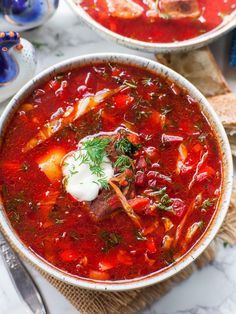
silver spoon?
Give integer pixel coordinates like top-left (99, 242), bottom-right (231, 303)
top-left (0, 232), bottom-right (47, 314)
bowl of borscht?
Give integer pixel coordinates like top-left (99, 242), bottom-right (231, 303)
top-left (67, 0), bottom-right (236, 52)
top-left (0, 54), bottom-right (233, 291)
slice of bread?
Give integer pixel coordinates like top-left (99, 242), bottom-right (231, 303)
top-left (156, 47), bottom-right (230, 97)
top-left (207, 93), bottom-right (236, 128)
top-left (208, 93), bottom-right (236, 155)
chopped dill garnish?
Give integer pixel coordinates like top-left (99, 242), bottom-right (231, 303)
top-left (115, 138), bottom-right (141, 156)
top-left (156, 194), bottom-right (174, 212)
top-left (21, 162), bottom-right (29, 172)
top-left (100, 231), bottom-right (122, 252)
top-left (114, 155), bottom-right (132, 172)
top-left (202, 198), bottom-right (217, 209)
top-left (135, 230), bottom-right (147, 241)
top-left (135, 111), bottom-right (152, 121)
top-left (161, 106), bottom-right (173, 115)
top-left (69, 137), bottom-right (111, 189)
top-left (123, 79), bottom-right (137, 89)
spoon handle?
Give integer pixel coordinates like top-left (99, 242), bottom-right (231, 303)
top-left (0, 232), bottom-right (47, 314)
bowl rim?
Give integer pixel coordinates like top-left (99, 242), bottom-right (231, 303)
top-left (0, 53), bottom-right (233, 291)
top-left (66, 0), bottom-right (236, 53)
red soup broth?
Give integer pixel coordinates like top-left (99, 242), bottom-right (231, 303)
top-left (80, 0), bottom-right (236, 43)
top-left (0, 63), bottom-right (222, 281)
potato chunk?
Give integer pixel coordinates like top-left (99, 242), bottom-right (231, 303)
top-left (37, 147), bottom-right (66, 182)
top-left (106, 0), bottom-right (144, 19)
top-left (159, 0), bottom-right (200, 19)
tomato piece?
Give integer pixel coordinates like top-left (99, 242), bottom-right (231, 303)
top-left (127, 133), bottom-right (140, 145)
top-left (192, 143), bottom-right (203, 153)
top-left (135, 171), bottom-right (146, 187)
top-left (128, 197), bottom-right (150, 213)
top-left (145, 146), bottom-right (159, 161)
top-left (150, 110), bottom-right (161, 125)
top-left (146, 237), bottom-right (157, 254)
top-left (147, 171), bottom-right (171, 184)
top-left (114, 94), bottom-right (134, 108)
top-left (60, 249), bottom-right (79, 262)
top-left (136, 156), bottom-right (147, 169)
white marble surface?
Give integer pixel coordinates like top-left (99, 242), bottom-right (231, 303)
top-left (0, 1), bottom-right (236, 313)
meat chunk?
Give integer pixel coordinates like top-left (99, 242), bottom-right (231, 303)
top-left (159, 0), bottom-right (200, 19)
top-left (106, 0), bottom-right (144, 19)
top-left (88, 189), bottom-right (121, 221)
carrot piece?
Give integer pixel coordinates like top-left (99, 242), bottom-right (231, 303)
top-left (89, 270), bottom-right (110, 280)
top-left (128, 197), bottom-right (150, 214)
top-left (127, 133), bottom-right (140, 145)
top-left (114, 94), bottom-right (134, 108)
top-left (146, 237), bottom-right (157, 254)
top-left (109, 180), bottom-right (142, 228)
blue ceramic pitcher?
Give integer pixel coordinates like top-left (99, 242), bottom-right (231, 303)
top-left (0, 0), bottom-right (59, 31)
top-left (0, 31), bottom-right (37, 102)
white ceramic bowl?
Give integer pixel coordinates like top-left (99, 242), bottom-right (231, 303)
top-left (66, 0), bottom-right (236, 53)
top-left (0, 53), bottom-right (233, 291)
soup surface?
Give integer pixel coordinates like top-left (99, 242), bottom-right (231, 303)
top-left (80, 0), bottom-right (236, 43)
top-left (0, 62), bottom-right (222, 281)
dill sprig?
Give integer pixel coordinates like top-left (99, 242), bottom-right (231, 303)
top-left (115, 138), bottom-right (141, 156)
top-left (114, 155), bottom-right (132, 172)
top-left (74, 137), bottom-right (111, 189)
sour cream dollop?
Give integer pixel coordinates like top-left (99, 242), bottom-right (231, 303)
top-left (62, 144), bottom-right (114, 202)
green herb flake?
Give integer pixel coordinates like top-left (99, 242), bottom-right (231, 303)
top-left (69, 230), bottom-right (80, 241)
top-left (55, 74), bottom-right (65, 81)
top-left (114, 155), bottom-right (132, 172)
top-left (115, 138), bottom-right (141, 156)
top-left (31, 41), bottom-right (48, 49)
top-left (100, 231), bottom-right (122, 252)
top-left (1, 184), bottom-right (8, 197)
top-left (156, 194), bottom-right (174, 213)
top-left (124, 79), bottom-right (137, 89)
top-left (160, 106), bottom-right (173, 115)
top-left (135, 230), bottom-right (147, 241)
top-left (223, 240), bottom-right (230, 248)
top-left (21, 162), bottom-right (29, 172)
top-left (135, 111), bottom-right (152, 121)
top-left (198, 220), bottom-right (205, 230)
top-left (202, 198), bottom-right (216, 209)
top-left (55, 218), bottom-right (64, 224)
top-left (198, 133), bottom-right (208, 143)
